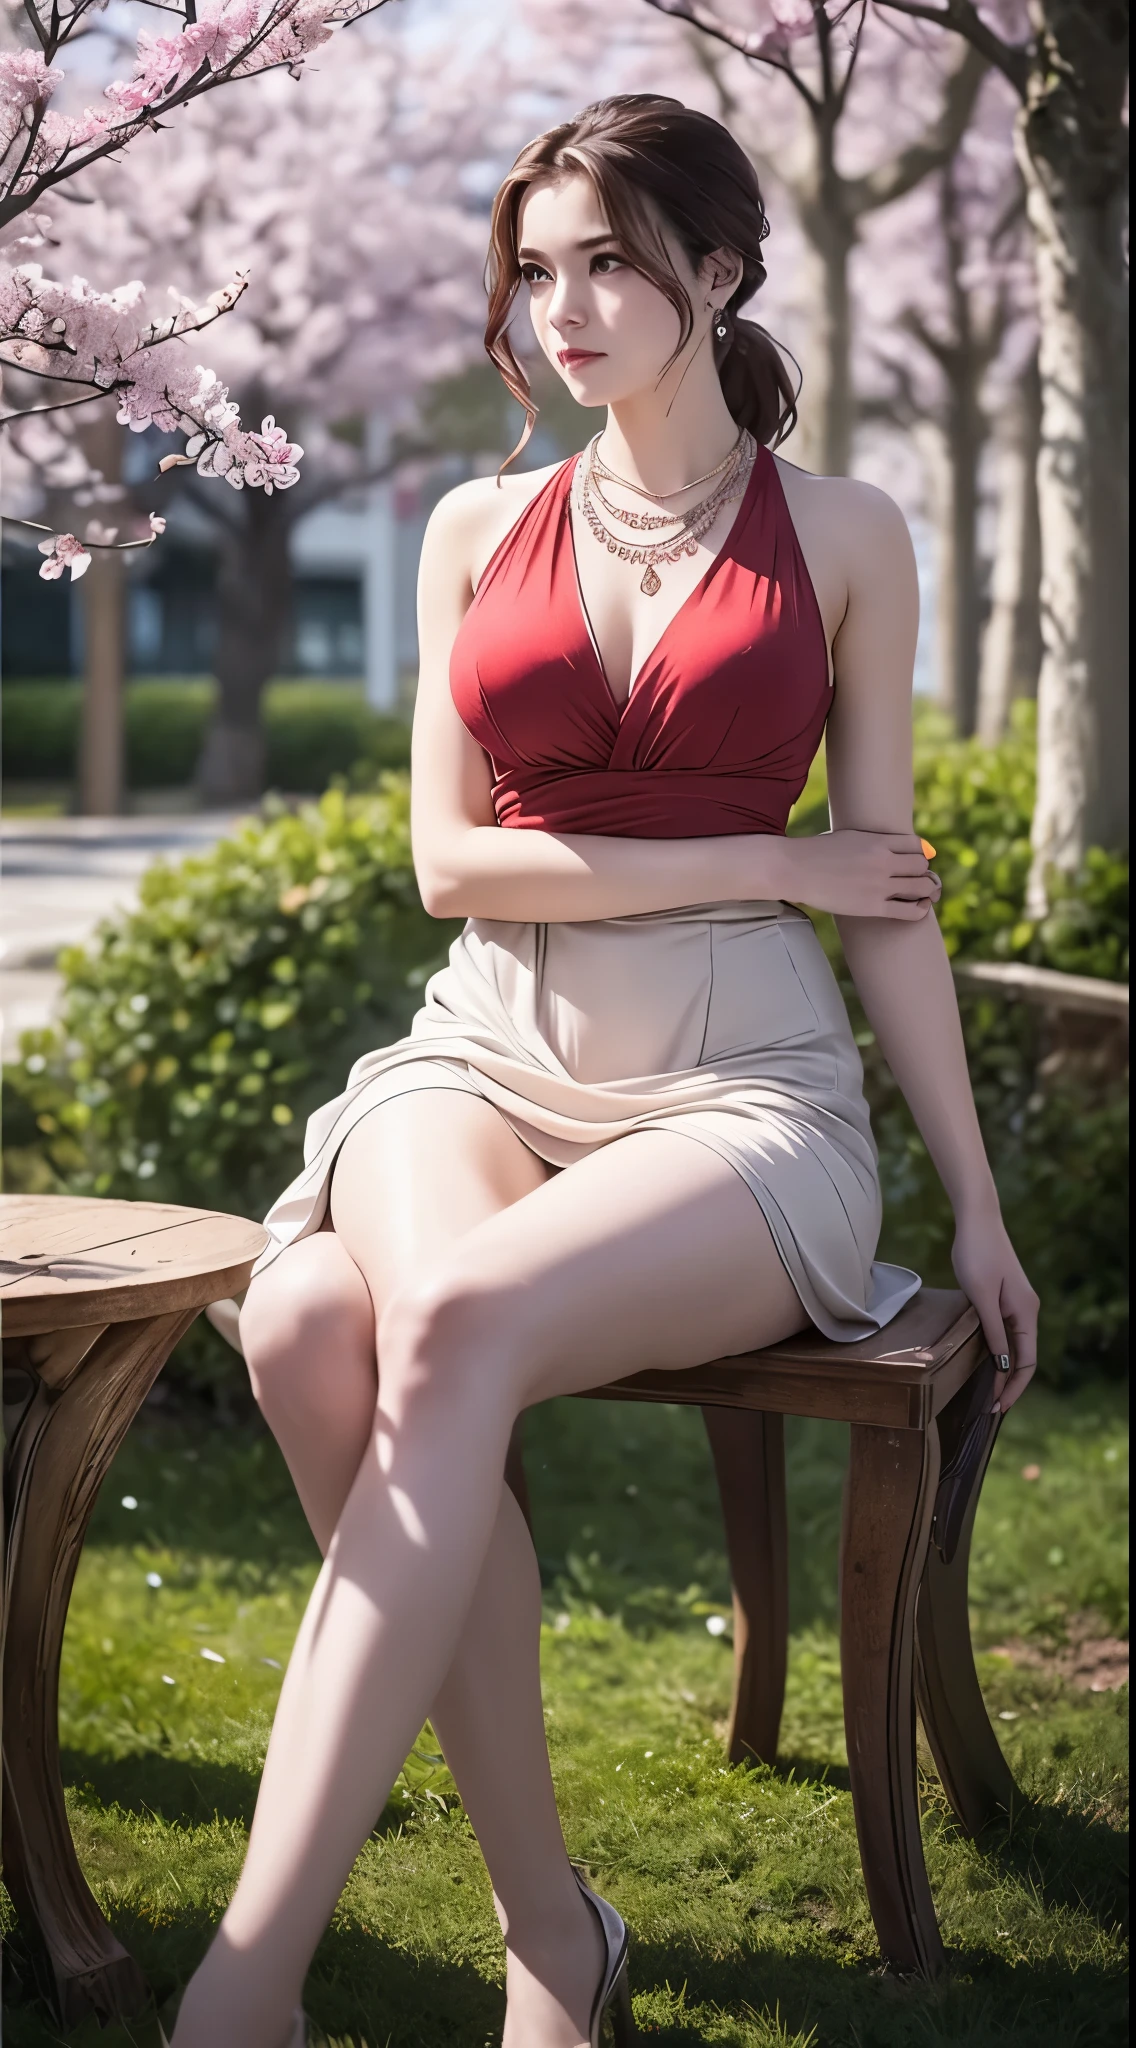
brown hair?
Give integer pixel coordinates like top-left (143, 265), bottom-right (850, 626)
top-left (485, 93), bottom-right (799, 468)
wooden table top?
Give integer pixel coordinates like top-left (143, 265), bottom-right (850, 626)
top-left (0, 1195), bottom-right (269, 1336)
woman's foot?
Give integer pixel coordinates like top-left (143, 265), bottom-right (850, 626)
top-left (501, 1886), bottom-right (607, 2047)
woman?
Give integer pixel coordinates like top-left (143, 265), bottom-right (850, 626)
top-left (172, 94), bottom-right (1038, 2048)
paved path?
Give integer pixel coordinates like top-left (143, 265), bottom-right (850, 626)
top-left (1, 815), bottom-right (242, 1059)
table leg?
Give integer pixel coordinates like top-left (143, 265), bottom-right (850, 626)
top-left (917, 1363), bottom-right (1018, 1835)
top-left (2, 1307), bottom-right (197, 2023)
top-left (702, 1408), bottom-right (788, 1767)
top-left (841, 1418), bottom-right (944, 1977)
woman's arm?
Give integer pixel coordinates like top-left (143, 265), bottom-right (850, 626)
top-left (410, 481), bottom-right (942, 926)
top-left (824, 481), bottom-right (1039, 1412)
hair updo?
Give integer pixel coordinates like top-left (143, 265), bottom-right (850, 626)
top-left (485, 93), bottom-right (799, 468)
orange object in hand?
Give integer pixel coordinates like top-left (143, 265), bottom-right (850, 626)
top-left (920, 838), bottom-right (936, 860)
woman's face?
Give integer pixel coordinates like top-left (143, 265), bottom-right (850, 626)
top-left (517, 172), bottom-right (714, 410)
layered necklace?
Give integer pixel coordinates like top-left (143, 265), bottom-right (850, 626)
top-left (574, 428), bottom-right (756, 595)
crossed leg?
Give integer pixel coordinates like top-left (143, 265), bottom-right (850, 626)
top-left (172, 1088), bottom-right (808, 2048)
top-left (233, 1093), bottom-right (596, 2045)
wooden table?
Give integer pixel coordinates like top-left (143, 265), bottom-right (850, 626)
top-left (1, 1194), bottom-right (268, 2025)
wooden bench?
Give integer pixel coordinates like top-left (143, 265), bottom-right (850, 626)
top-left (507, 1285), bottom-right (1018, 1978)
top-left (1, 1194), bottom-right (268, 2025)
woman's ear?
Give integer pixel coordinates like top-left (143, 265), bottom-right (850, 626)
top-left (702, 247), bottom-right (744, 305)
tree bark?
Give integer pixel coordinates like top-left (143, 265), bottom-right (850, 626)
top-left (795, 188), bottom-right (856, 477)
top-left (903, 161), bottom-right (999, 737)
top-left (1020, 11), bottom-right (1129, 902)
top-left (195, 481), bottom-right (294, 805)
top-left (77, 408), bottom-right (126, 816)
top-left (78, 548), bottom-right (126, 815)
top-left (939, 353), bottom-right (984, 737)
top-left (976, 353), bottom-right (1041, 741)
top-left (916, 417), bottom-right (982, 733)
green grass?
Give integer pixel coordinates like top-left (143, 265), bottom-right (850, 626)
top-left (1, 1386), bottom-right (1127, 2046)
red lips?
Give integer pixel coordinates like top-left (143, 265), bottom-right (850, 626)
top-left (557, 348), bottom-right (604, 368)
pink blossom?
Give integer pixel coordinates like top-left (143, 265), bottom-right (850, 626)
top-left (37, 532), bottom-right (92, 581)
top-left (2, 265), bottom-right (303, 494)
top-left (0, 49), bottom-right (58, 114)
top-left (245, 0), bottom-right (335, 77)
top-left (239, 415), bottom-right (304, 493)
top-left (4, 3), bottom-right (346, 204)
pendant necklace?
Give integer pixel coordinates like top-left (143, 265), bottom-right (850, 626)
top-left (575, 430), bottom-right (755, 595)
top-left (591, 431), bottom-right (744, 503)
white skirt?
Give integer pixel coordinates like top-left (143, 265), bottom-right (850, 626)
top-left (255, 900), bottom-right (919, 1344)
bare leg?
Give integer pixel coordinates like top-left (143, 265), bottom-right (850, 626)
top-left (174, 1113), bottom-right (807, 2047)
top-left (239, 1096), bottom-right (602, 2043)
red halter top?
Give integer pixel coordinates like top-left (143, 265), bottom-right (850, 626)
top-left (449, 443), bottom-right (831, 839)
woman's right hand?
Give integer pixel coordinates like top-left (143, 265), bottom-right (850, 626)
top-left (776, 830), bottom-right (942, 919)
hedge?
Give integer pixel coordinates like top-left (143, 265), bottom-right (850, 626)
top-left (4, 777), bottom-right (455, 1223)
top-left (4, 706), bottom-right (1128, 1395)
top-left (1, 679), bottom-right (410, 793)
top-left (788, 702), bottom-right (1128, 981)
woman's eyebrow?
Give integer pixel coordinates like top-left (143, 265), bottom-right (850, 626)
top-left (517, 233), bottom-right (621, 261)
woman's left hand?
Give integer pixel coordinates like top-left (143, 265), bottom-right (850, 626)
top-left (951, 1211), bottom-right (1039, 1414)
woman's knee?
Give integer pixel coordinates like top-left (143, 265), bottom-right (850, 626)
top-left (377, 1260), bottom-right (529, 1407)
top-left (240, 1238), bottom-right (375, 1407)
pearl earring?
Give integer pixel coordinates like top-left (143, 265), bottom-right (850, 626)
top-left (710, 304), bottom-right (728, 341)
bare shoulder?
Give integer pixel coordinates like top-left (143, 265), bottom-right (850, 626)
top-left (422, 461), bottom-right (567, 591)
top-left (775, 458), bottom-right (910, 544)
top-left (774, 458), bottom-right (913, 582)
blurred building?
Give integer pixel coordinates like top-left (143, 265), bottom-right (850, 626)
top-left (1, 471), bottom-right (432, 712)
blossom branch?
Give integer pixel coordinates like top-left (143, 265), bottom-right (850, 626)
top-left (6, 509), bottom-right (169, 580)
top-left (2, 1), bottom-right (398, 230)
top-left (871, 1), bottom-right (1029, 94)
top-left (2, 267), bottom-right (304, 529)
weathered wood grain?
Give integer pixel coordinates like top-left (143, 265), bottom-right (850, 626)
top-left (1, 1194), bottom-right (267, 2022)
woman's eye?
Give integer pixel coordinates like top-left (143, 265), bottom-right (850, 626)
top-left (521, 263), bottom-right (552, 285)
top-left (591, 253), bottom-right (624, 275)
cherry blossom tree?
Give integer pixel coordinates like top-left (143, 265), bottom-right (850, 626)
top-left (27, 16), bottom-right (517, 799)
top-left (867, 3), bottom-right (1128, 908)
top-left (641, 1), bottom-right (987, 475)
top-left (1, 0), bottom-right (397, 575)
top-left (858, 82), bottom-right (1035, 733)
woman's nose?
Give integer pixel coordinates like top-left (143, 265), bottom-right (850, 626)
top-left (548, 276), bottom-right (587, 333)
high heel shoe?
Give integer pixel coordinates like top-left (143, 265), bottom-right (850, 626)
top-left (572, 1865), bottom-right (637, 2046)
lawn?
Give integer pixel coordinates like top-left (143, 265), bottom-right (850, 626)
top-left (1, 1380), bottom-right (1127, 2047)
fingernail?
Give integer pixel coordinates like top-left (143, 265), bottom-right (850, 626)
top-left (920, 838), bottom-right (936, 859)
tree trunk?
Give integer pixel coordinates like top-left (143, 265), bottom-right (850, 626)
top-left (1020, 5), bottom-right (1129, 908)
top-left (915, 361), bottom-right (984, 738)
top-left (78, 548), bottom-right (126, 815)
top-left (944, 359), bottom-right (984, 738)
top-left (196, 485), bottom-right (294, 805)
top-left (796, 134), bottom-right (856, 477)
top-left (976, 354), bottom-right (1041, 741)
top-left (77, 407), bottom-right (126, 816)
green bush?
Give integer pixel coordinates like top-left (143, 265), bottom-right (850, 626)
top-left (790, 701), bottom-right (1128, 981)
top-left (788, 699), bottom-right (1128, 1380)
top-left (4, 710), bottom-right (1127, 1394)
top-left (867, 999), bottom-right (1129, 1383)
top-left (0, 679), bottom-right (411, 792)
top-left (5, 777), bottom-right (459, 1230)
